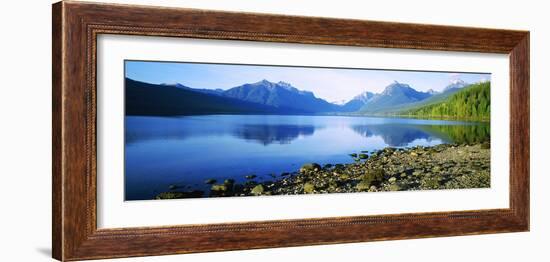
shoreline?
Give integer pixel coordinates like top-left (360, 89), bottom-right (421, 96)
top-left (156, 141), bottom-right (491, 200)
top-left (127, 112), bottom-right (488, 123)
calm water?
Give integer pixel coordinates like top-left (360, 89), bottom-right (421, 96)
top-left (125, 115), bottom-right (489, 200)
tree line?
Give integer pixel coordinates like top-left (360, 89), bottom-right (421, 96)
top-left (402, 81), bottom-right (490, 121)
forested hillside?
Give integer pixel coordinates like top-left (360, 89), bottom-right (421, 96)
top-left (400, 82), bottom-right (490, 121)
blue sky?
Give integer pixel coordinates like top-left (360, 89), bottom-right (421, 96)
top-left (125, 60), bottom-right (490, 102)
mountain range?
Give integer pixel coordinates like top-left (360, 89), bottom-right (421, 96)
top-left (126, 77), bottom-right (482, 116)
top-left (222, 80), bottom-right (340, 113)
top-left (357, 81), bottom-right (432, 113)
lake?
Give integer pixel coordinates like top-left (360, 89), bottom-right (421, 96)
top-left (125, 115), bottom-right (489, 200)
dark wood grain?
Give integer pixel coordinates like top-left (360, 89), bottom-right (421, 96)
top-left (509, 34), bottom-right (530, 226)
top-left (52, 3), bottom-right (63, 260)
top-left (52, 1), bottom-right (530, 261)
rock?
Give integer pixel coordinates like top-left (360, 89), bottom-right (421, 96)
top-left (168, 184), bottom-right (178, 190)
top-left (251, 185), bottom-right (264, 195)
top-left (384, 147), bottom-right (396, 153)
top-left (316, 181), bottom-right (328, 190)
top-left (388, 184), bottom-right (401, 191)
top-left (410, 152), bottom-right (418, 156)
top-left (356, 181), bottom-right (371, 191)
top-left (211, 184), bottom-right (228, 192)
top-left (204, 179), bottom-right (217, 185)
top-left (156, 190), bottom-right (204, 199)
top-left (349, 153), bottom-right (358, 158)
top-left (224, 179), bottom-right (235, 185)
top-left (361, 168), bottom-right (385, 186)
top-left (203, 142), bottom-right (490, 197)
top-left (420, 176), bottom-right (441, 189)
top-left (358, 153), bottom-right (369, 159)
top-left (339, 173), bottom-right (350, 180)
top-left (303, 183), bottom-right (315, 193)
top-left (245, 175), bottom-right (257, 179)
top-left (300, 163), bottom-right (321, 173)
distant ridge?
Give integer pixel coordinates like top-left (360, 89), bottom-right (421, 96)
top-left (339, 91), bottom-right (375, 112)
top-left (358, 81), bottom-right (432, 113)
top-left (126, 77), bottom-right (481, 117)
top-left (222, 79), bottom-right (340, 113)
top-left (368, 80), bottom-right (471, 114)
top-left (126, 78), bottom-right (300, 115)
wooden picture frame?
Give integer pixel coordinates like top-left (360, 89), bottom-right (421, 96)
top-left (52, 1), bottom-right (529, 261)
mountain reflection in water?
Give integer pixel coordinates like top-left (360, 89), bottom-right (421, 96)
top-left (124, 115), bottom-right (489, 200)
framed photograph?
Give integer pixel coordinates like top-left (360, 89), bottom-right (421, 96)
top-left (52, 1), bottom-right (529, 261)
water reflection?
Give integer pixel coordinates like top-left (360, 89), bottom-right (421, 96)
top-left (125, 116), bottom-right (231, 144)
top-left (418, 124), bottom-right (490, 144)
top-left (352, 125), bottom-right (436, 147)
top-left (124, 115), bottom-right (490, 200)
top-left (233, 124), bottom-right (316, 145)
top-left (126, 116), bottom-right (490, 147)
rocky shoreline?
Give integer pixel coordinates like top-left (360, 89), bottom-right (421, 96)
top-left (156, 142), bottom-right (490, 200)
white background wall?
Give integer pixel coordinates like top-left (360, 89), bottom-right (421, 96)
top-left (0, 0), bottom-right (547, 261)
